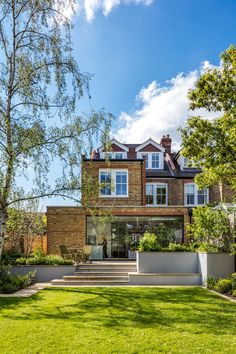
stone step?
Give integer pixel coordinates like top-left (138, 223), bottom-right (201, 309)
top-left (75, 268), bottom-right (135, 273)
top-left (51, 279), bottom-right (129, 286)
top-left (74, 272), bottom-right (129, 276)
top-left (63, 275), bottom-right (129, 281)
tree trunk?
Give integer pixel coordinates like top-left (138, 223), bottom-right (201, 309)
top-left (0, 208), bottom-right (7, 260)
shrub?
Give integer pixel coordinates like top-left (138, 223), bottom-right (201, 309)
top-left (15, 255), bottom-right (73, 265)
top-left (232, 289), bottom-right (236, 298)
top-left (138, 233), bottom-right (161, 252)
top-left (168, 243), bottom-right (192, 252)
top-left (147, 224), bottom-right (175, 248)
top-left (214, 278), bottom-right (232, 294)
top-left (0, 265), bottom-right (35, 294)
top-left (206, 276), bottom-right (217, 290)
top-left (187, 206), bottom-right (231, 252)
top-left (1, 250), bottom-right (23, 265)
top-left (230, 273), bottom-right (236, 291)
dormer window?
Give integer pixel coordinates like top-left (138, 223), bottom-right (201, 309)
top-left (114, 152), bottom-right (123, 159)
top-left (100, 151), bottom-right (126, 159)
top-left (152, 153), bottom-right (160, 168)
top-left (139, 152), bottom-right (163, 169)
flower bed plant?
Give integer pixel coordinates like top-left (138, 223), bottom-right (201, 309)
top-left (15, 255), bottom-right (73, 265)
top-left (138, 232), bottom-right (192, 252)
top-left (207, 273), bottom-right (236, 298)
top-left (0, 265), bottom-right (35, 294)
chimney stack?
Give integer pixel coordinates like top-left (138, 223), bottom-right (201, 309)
top-left (160, 134), bottom-right (172, 153)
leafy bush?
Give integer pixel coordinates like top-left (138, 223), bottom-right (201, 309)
top-left (1, 250), bottom-right (23, 265)
top-left (230, 273), bottom-right (236, 291)
top-left (187, 206), bottom-right (232, 252)
top-left (206, 276), bottom-right (217, 290)
top-left (167, 243), bottom-right (192, 252)
top-left (214, 278), bottom-right (232, 294)
top-left (0, 265), bottom-right (35, 294)
top-left (138, 233), bottom-right (161, 252)
top-left (232, 289), bottom-right (236, 298)
top-left (147, 224), bottom-right (175, 248)
top-left (197, 242), bottom-right (220, 253)
top-left (15, 255), bottom-right (73, 265)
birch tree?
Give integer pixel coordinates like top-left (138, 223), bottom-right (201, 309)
top-left (0, 0), bottom-right (111, 257)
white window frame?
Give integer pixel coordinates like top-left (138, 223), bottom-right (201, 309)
top-left (100, 151), bottom-right (127, 159)
top-left (146, 183), bottom-right (168, 206)
top-left (184, 183), bottom-right (209, 206)
top-left (138, 152), bottom-right (164, 169)
top-left (99, 169), bottom-right (128, 197)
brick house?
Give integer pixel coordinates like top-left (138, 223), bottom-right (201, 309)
top-left (47, 136), bottom-right (233, 258)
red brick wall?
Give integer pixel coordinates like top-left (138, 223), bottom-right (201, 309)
top-left (82, 160), bottom-right (145, 207)
top-left (47, 206), bottom-right (190, 254)
top-left (139, 144), bottom-right (162, 152)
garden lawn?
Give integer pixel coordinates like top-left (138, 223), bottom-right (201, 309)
top-left (0, 287), bottom-right (236, 354)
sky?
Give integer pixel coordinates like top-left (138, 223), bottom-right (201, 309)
top-left (69, 0), bottom-right (236, 146)
top-left (47, 0), bottom-right (236, 206)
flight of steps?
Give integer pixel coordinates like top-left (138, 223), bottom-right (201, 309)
top-left (51, 261), bottom-right (137, 286)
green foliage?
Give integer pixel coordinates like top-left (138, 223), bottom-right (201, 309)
top-left (232, 289), bottom-right (236, 298)
top-left (167, 243), bottom-right (192, 252)
top-left (5, 200), bottom-right (46, 256)
top-left (138, 233), bottom-right (192, 252)
top-left (15, 255), bottom-right (73, 265)
top-left (138, 233), bottom-right (161, 252)
top-left (147, 224), bottom-right (176, 247)
top-left (1, 250), bottom-right (23, 265)
top-left (206, 276), bottom-right (217, 290)
top-left (214, 278), bottom-right (232, 294)
top-left (180, 45), bottom-right (236, 191)
top-left (0, 265), bottom-right (35, 294)
top-left (187, 206), bottom-right (231, 252)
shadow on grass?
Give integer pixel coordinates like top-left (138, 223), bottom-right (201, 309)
top-left (0, 287), bottom-right (235, 336)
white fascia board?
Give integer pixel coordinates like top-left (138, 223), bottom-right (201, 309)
top-left (135, 138), bottom-right (165, 152)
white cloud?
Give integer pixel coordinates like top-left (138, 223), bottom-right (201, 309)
top-left (84, 0), bottom-right (153, 21)
top-left (113, 62), bottom-right (220, 151)
top-left (55, 0), bottom-right (154, 22)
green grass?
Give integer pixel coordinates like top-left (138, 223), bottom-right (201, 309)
top-left (0, 287), bottom-right (236, 353)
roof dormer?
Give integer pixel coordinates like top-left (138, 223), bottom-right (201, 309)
top-left (136, 138), bottom-right (165, 169)
top-left (98, 138), bottom-right (129, 159)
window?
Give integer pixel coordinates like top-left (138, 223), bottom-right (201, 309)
top-left (100, 171), bottom-right (111, 196)
top-left (101, 152), bottom-right (125, 159)
top-left (184, 183), bottom-right (208, 206)
top-left (114, 153), bottom-right (123, 159)
top-left (100, 169), bottom-right (128, 197)
top-left (139, 152), bottom-right (163, 169)
top-left (116, 172), bottom-right (127, 195)
top-left (141, 153), bottom-right (149, 168)
top-left (152, 153), bottom-right (160, 169)
top-left (156, 185), bottom-right (167, 205)
top-left (146, 184), bottom-right (154, 205)
top-left (146, 183), bottom-right (167, 206)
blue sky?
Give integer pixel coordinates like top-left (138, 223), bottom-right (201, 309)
top-left (46, 0), bottom-right (236, 207)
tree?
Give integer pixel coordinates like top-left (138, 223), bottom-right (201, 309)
top-left (180, 45), bottom-right (236, 191)
top-left (6, 199), bottom-right (46, 256)
top-left (187, 206), bottom-right (231, 252)
top-left (0, 1), bottom-right (111, 257)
